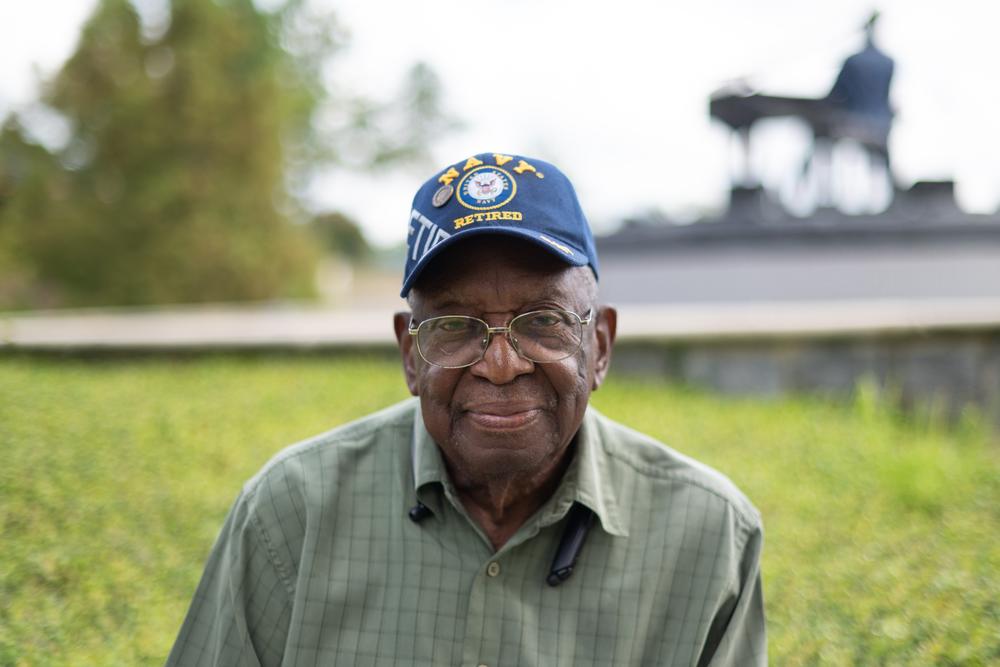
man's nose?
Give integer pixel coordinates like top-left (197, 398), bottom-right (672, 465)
top-left (469, 331), bottom-right (534, 384)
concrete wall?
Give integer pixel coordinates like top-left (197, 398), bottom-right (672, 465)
top-left (611, 330), bottom-right (1000, 426)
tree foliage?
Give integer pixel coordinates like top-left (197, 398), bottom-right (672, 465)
top-left (308, 211), bottom-right (371, 261)
top-left (0, 0), bottom-right (449, 308)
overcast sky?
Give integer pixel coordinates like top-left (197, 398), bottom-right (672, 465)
top-left (2, 1), bottom-right (998, 246)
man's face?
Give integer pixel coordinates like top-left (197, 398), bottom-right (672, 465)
top-left (394, 237), bottom-right (616, 484)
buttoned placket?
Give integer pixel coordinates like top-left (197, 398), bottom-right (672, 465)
top-left (456, 493), bottom-right (582, 667)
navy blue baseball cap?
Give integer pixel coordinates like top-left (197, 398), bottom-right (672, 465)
top-left (401, 152), bottom-right (599, 297)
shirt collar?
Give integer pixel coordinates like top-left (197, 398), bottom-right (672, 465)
top-left (410, 402), bottom-right (628, 538)
top-left (566, 407), bottom-right (629, 537)
top-left (412, 409), bottom-right (441, 478)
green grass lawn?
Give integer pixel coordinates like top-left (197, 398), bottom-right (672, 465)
top-left (1, 355), bottom-right (998, 666)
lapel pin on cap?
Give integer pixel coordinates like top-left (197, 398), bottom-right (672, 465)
top-left (431, 184), bottom-right (454, 207)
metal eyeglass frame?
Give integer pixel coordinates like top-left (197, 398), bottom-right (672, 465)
top-left (408, 308), bottom-right (594, 369)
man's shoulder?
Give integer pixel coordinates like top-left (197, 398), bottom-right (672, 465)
top-left (241, 398), bottom-right (417, 504)
top-left (590, 409), bottom-right (761, 529)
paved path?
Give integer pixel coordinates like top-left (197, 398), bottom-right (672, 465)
top-left (4, 298), bottom-right (1000, 350)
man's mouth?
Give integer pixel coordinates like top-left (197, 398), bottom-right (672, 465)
top-left (463, 402), bottom-right (542, 430)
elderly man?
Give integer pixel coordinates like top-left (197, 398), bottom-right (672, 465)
top-left (168, 153), bottom-right (766, 666)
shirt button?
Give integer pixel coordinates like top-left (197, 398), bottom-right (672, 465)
top-left (486, 561), bottom-right (501, 577)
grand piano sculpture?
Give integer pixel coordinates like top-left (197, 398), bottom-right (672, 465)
top-left (710, 13), bottom-right (895, 214)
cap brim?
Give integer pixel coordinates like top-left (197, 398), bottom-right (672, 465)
top-left (400, 225), bottom-right (589, 297)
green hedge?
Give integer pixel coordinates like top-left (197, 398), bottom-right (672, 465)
top-left (1, 357), bottom-right (997, 665)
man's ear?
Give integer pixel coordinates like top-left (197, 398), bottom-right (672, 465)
top-left (590, 305), bottom-right (617, 391)
top-left (393, 312), bottom-right (420, 396)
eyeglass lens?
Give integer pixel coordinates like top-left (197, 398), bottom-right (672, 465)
top-left (416, 310), bottom-right (584, 367)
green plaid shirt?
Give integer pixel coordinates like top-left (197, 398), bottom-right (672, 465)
top-left (167, 399), bottom-right (765, 666)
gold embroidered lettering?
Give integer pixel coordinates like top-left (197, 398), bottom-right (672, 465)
top-left (463, 157), bottom-right (484, 171)
top-left (493, 154), bottom-right (514, 166)
top-left (513, 160), bottom-right (536, 175)
top-left (438, 167), bottom-right (460, 186)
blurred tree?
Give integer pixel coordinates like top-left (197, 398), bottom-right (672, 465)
top-left (0, 120), bottom-right (56, 306)
top-left (327, 61), bottom-right (460, 169)
top-left (308, 211), bottom-right (371, 261)
top-left (0, 0), bottom-right (451, 308)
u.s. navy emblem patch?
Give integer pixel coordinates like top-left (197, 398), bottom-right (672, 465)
top-left (457, 166), bottom-right (516, 211)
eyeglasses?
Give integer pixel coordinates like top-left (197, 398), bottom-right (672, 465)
top-left (408, 308), bottom-right (594, 369)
